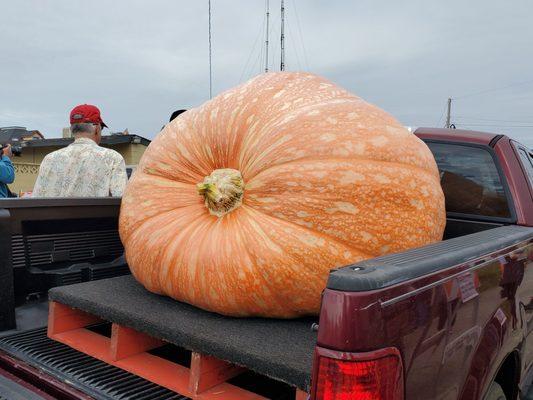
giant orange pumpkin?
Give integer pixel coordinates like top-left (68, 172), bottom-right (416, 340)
top-left (119, 72), bottom-right (445, 318)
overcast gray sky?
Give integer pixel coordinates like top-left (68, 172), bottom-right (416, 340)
top-left (1, 0), bottom-right (532, 146)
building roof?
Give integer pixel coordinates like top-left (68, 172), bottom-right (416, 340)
top-left (414, 127), bottom-right (500, 145)
top-left (18, 134), bottom-right (151, 148)
top-left (0, 127), bottom-right (44, 143)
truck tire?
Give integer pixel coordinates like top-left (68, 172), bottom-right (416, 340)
top-left (484, 382), bottom-right (506, 400)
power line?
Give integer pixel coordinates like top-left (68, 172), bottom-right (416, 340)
top-left (255, 4), bottom-right (270, 77)
top-left (269, 18), bottom-right (280, 71)
top-left (239, 11), bottom-right (266, 83)
top-left (291, 0), bottom-right (310, 70)
top-left (435, 101), bottom-right (448, 127)
top-left (287, 18), bottom-right (302, 70)
top-left (442, 79), bottom-right (533, 128)
top-left (455, 116), bottom-right (533, 124)
top-left (208, 0), bottom-right (213, 99)
top-left (258, 24), bottom-right (265, 75)
top-left (455, 123), bottom-right (533, 128)
top-left (453, 79), bottom-right (533, 100)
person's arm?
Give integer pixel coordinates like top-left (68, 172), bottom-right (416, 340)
top-left (0, 146), bottom-right (15, 184)
top-left (32, 157), bottom-right (50, 197)
top-left (110, 156), bottom-right (128, 197)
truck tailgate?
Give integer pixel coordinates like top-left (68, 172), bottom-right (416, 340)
top-left (48, 275), bottom-right (317, 392)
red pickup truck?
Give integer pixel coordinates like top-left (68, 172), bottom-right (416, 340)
top-left (0, 127), bottom-right (531, 400)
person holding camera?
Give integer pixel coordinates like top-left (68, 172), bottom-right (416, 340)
top-left (32, 104), bottom-right (127, 197)
top-left (0, 144), bottom-right (15, 198)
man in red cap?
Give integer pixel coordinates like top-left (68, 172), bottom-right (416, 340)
top-left (33, 104), bottom-right (127, 197)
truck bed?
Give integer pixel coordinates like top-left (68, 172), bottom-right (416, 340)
top-left (48, 275), bottom-right (317, 392)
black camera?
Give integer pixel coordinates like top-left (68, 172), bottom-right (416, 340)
top-left (1, 144), bottom-right (22, 157)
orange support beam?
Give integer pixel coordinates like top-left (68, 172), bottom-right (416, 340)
top-left (111, 324), bottom-right (164, 360)
top-left (296, 389), bottom-right (309, 400)
top-left (52, 328), bottom-right (111, 360)
top-left (48, 301), bottom-right (102, 336)
top-left (189, 352), bottom-right (245, 395)
top-left (115, 352), bottom-right (192, 395)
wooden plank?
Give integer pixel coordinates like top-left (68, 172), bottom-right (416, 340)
top-left (197, 383), bottom-right (268, 400)
top-left (47, 301), bottom-right (101, 336)
top-left (115, 352), bottom-right (192, 396)
top-left (189, 352), bottom-right (245, 394)
top-left (52, 325), bottom-right (192, 396)
top-left (110, 324), bottom-right (164, 361)
top-left (52, 328), bottom-right (111, 360)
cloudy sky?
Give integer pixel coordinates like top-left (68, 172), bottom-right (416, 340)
top-left (1, 0), bottom-right (532, 146)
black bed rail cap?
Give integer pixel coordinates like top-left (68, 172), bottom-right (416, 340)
top-left (327, 225), bottom-right (533, 292)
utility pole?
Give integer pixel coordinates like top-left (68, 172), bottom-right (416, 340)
top-left (445, 98), bottom-right (452, 128)
top-left (280, 0), bottom-right (285, 71)
top-left (265, 0), bottom-right (269, 73)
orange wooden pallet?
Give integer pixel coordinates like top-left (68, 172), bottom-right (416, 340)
top-left (48, 301), bottom-right (309, 400)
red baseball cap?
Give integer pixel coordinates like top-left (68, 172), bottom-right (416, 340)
top-left (70, 104), bottom-right (108, 128)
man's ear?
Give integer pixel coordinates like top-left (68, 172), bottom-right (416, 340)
top-left (95, 125), bottom-right (102, 143)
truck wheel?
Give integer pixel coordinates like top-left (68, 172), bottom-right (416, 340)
top-left (484, 382), bottom-right (506, 400)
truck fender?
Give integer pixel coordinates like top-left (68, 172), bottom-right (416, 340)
top-left (459, 311), bottom-right (507, 400)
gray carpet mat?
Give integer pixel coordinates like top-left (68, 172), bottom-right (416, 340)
top-left (49, 275), bottom-right (317, 391)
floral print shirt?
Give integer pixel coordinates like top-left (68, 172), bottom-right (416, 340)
top-left (33, 138), bottom-right (127, 197)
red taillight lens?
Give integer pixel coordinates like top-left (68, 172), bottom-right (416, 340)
top-left (314, 351), bottom-right (403, 400)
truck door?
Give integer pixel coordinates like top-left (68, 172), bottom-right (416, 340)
top-left (424, 141), bottom-right (515, 399)
top-left (511, 141), bottom-right (533, 371)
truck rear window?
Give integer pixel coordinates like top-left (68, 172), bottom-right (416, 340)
top-left (515, 146), bottom-right (533, 187)
top-left (426, 143), bottom-right (511, 218)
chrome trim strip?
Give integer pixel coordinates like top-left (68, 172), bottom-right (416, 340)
top-left (380, 241), bottom-right (530, 307)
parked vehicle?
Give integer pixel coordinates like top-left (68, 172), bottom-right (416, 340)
top-left (0, 128), bottom-right (531, 400)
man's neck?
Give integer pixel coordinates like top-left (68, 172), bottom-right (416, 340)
top-left (73, 134), bottom-right (98, 143)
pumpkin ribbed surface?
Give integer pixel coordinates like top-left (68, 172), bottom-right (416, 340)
top-left (119, 72), bottom-right (445, 318)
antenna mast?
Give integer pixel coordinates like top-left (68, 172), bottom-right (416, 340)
top-left (265, 0), bottom-right (270, 72)
top-left (208, 0), bottom-right (213, 98)
top-left (280, 0), bottom-right (285, 71)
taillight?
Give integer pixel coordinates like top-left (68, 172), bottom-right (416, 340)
top-left (312, 347), bottom-right (403, 400)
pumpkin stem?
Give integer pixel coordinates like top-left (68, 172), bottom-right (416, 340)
top-left (197, 169), bottom-right (245, 217)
